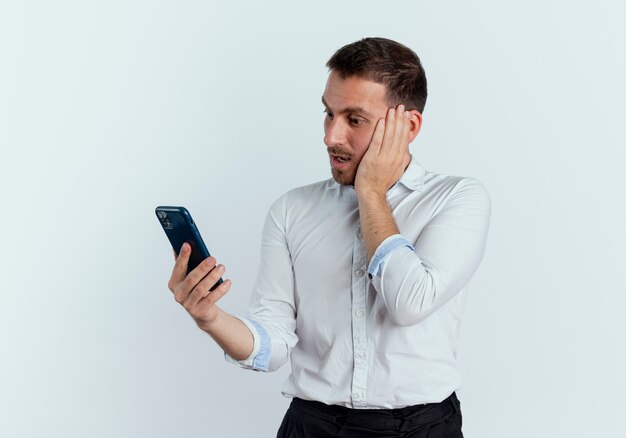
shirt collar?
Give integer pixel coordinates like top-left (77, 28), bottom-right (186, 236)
top-left (396, 156), bottom-right (426, 191)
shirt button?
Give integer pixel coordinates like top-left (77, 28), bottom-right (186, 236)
top-left (355, 269), bottom-right (364, 277)
top-left (355, 310), bottom-right (365, 317)
top-left (357, 352), bottom-right (366, 359)
top-left (355, 391), bottom-right (364, 398)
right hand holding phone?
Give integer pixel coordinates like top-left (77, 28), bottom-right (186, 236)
top-left (168, 242), bottom-right (232, 330)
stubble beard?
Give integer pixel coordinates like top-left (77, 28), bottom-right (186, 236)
top-left (328, 146), bottom-right (357, 186)
top-left (331, 167), bottom-right (356, 186)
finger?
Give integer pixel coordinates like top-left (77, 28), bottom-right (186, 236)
top-left (168, 242), bottom-right (191, 291)
top-left (188, 281), bottom-right (231, 322)
top-left (173, 256), bottom-right (216, 303)
top-left (185, 263), bottom-right (226, 308)
top-left (402, 110), bottom-right (412, 142)
top-left (197, 279), bottom-right (232, 310)
top-left (391, 105), bottom-right (407, 147)
top-left (392, 108), bottom-right (410, 155)
top-left (184, 256), bottom-right (218, 291)
top-left (388, 106), bottom-right (410, 161)
top-left (367, 117), bottom-right (386, 156)
top-left (186, 279), bottom-right (231, 322)
top-left (379, 107), bottom-right (397, 154)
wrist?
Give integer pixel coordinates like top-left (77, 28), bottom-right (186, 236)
top-left (356, 187), bottom-right (388, 205)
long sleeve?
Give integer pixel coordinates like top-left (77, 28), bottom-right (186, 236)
top-left (369, 177), bottom-right (491, 326)
top-left (226, 196), bottom-right (299, 372)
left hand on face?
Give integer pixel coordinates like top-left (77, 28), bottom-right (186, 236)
top-left (355, 104), bottom-right (412, 198)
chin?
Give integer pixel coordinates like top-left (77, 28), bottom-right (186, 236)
top-left (331, 168), bottom-right (355, 186)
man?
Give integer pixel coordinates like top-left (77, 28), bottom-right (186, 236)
top-left (168, 37), bottom-right (491, 437)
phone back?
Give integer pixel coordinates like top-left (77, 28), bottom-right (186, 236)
top-left (155, 206), bottom-right (210, 274)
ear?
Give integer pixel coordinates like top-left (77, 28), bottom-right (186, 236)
top-left (407, 110), bottom-right (423, 143)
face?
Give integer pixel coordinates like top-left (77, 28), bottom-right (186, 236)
top-left (322, 71), bottom-right (390, 185)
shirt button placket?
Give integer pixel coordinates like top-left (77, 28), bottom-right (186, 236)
top-left (351, 225), bottom-right (369, 408)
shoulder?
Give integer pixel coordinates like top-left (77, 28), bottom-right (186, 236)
top-left (267, 178), bottom-right (338, 216)
top-left (284, 178), bottom-right (337, 201)
top-left (424, 168), bottom-right (488, 195)
top-left (421, 169), bottom-right (491, 213)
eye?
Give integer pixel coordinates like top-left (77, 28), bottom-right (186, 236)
top-left (323, 109), bottom-right (334, 119)
top-left (349, 116), bottom-right (364, 126)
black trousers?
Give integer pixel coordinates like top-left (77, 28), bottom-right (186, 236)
top-left (276, 393), bottom-right (463, 438)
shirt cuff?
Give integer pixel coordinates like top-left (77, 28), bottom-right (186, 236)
top-left (224, 317), bottom-right (272, 372)
top-left (367, 234), bottom-right (415, 278)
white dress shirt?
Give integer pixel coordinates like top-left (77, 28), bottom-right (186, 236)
top-left (226, 159), bottom-right (491, 409)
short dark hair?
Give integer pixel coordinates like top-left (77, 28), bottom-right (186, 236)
top-left (326, 37), bottom-right (427, 113)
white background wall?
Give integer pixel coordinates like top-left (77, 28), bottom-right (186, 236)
top-left (1, 1), bottom-right (624, 436)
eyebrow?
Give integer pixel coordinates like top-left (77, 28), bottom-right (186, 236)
top-left (321, 96), bottom-right (375, 119)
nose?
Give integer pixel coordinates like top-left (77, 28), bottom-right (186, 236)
top-left (323, 118), bottom-right (347, 147)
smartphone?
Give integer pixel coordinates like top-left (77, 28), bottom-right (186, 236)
top-left (155, 206), bottom-right (223, 291)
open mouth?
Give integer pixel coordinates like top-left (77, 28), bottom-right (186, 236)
top-left (331, 155), bottom-right (352, 168)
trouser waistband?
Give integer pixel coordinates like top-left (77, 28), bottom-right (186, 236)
top-left (289, 393), bottom-right (460, 430)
